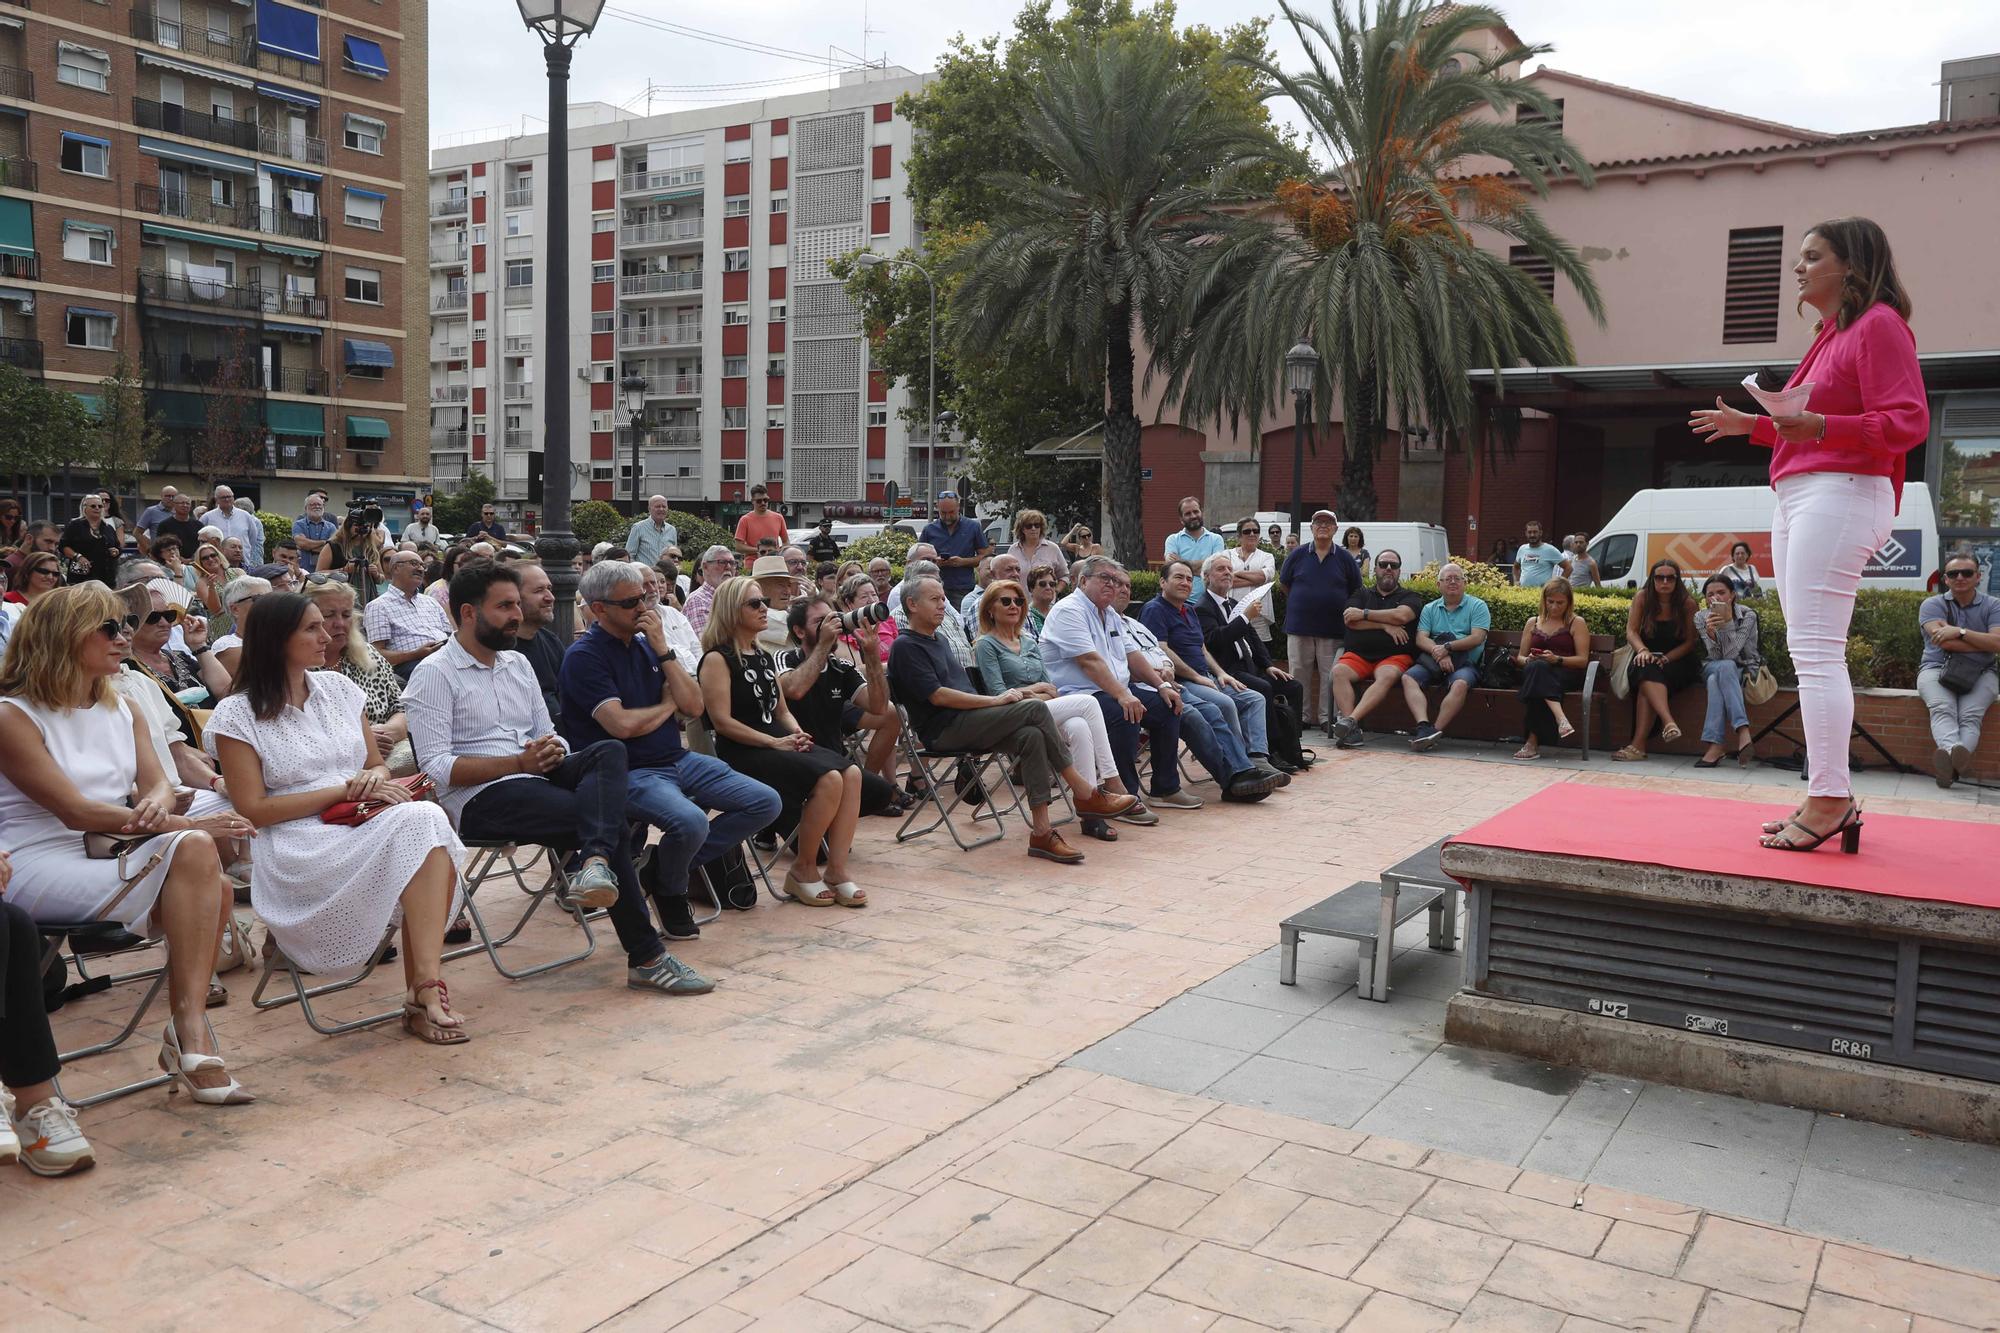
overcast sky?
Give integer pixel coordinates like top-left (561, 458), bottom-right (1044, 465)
top-left (431, 0), bottom-right (1996, 148)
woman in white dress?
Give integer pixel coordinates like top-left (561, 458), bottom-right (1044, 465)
top-left (1225, 518), bottom-right (1278, 643)
top-left (207, 593), bottom-right (468, 1044)
top-left (0, 586), bottom-right (253, 1104)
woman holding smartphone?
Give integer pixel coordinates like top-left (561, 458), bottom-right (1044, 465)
top-left (1513, 578), bottom-right (1590, 759)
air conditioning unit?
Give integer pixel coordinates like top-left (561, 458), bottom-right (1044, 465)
top-left (354, 451), bottom-right (377, 469)
top-left (660, 205), bottom-right (676, 218)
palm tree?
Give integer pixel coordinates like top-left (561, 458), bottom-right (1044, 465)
top-left (1160, 0), bottom-right (1606, 520)
top-left (948, 30), bottom-right (1275, 567)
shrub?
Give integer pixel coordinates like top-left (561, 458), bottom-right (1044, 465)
top-left (666, 510), bottom-right (736, 562)
top-left (844, 530), bottom-right (916, 565)
top-left (1128, 570), bottom-right (1160, 603)
top-left (255, 510), bottom-right (291, 560)
top-left (570, 500), bottom-right (627, 550)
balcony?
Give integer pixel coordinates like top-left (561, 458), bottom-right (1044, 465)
top-left (431, 472), bottom-right (471, 496)
top-left (130, 7), bottom-right (252, 68)
top-left (145, 353), bottom-right (324, 395)
top-left (0, 65), bottom-right (33, 101)
top-left (503, 334), bottom-right (533, 354)
top-left (620, 427), bottom-right (701, 449)
top-left (503, 284), bottom-right (533, 307)
top-left (257, 123), bottom-right (327, 167)
top-left (504, 185), bottom-right (534, 208)
top-left (247, 28), bottom-right (324, 86)
top-left (270, 364), bottom-right (326, 395)
top-left (644, 474), bottom-right (706, 500)
top-left (431, 194), bottom-right (469, 218)
top-left (619, 270), bottom-right (703, 298)
top-left (430, 342), bottom-right (468, 362)
top-left (618, 324), bottom-right (702, 350)
top-left (503, 428), bottom-right (533, 450)
top-left (642, 374), bottom-right (702, 397)
top-left (432, 291), bottom-right (469, 314)
top-left (0, 157), bottom-right (36, 192)
top-left (501, 235), bottom-right (534, 258)
top-left (258, 207), bottom-right (325, 243)
top-left (134, 97), bottom-right (260, 152)
top-left (267, 439), bottom-right (329, 472)
top-left (429, 241), bottom-right (468, 265)
top-left (264, 288), bottom-right (328, 320)
top-left (139, 269), bottom-right (266, 314)
top-left (0, 336), bottom-right (44, 375)
top-left (621, 218), bottom-right (703, 247)
top-left (502, 379), bottom-right (533, 402)
top-left (135, 183), bottom-right (257, 231)
top-left (430, 429), bottom-right (468, 450)
top-left (0, 253), bottom-right (39, 281)
top-left (621, 166), bottom-right (704, 194)
top-left (431, 385), bottom-right (469, 403)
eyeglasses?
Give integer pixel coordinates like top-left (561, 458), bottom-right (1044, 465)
top-left (744, 597), bottom-right (770, 610)
top-left (305, 571), bottom-right (350, 585)
top-left (1375, 561), bottom-right (1401, 571)
top-left (1944, 568), bottom-right (1980, 580)
top-left (598, 594), bottom-right (645, 610)
top-left (97, 619), bottom-right (129, 640)
top-left (992, 596), bottom-right (1024, 607)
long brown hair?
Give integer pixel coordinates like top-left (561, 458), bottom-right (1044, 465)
top-left (1538, 577), bottom-right (1574, 625)
top-left (1802, 217), bottom-right (1912, 331)
top-left (1634, 561), bottom-right (1691, 623)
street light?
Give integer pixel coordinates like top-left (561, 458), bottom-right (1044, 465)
top-left (1285, 342), bottom-right (1320, 540)
top-left (620, 371), bottom-right (648, 513)
top-left (517, 0), bottom-right (607, 639)
top-left (854, 251), bottom-right (938, 518)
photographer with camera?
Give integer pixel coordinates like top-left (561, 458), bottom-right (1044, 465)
top-left (317, 505), bottom-right (389, 605)
top-left (778, 595), bottom-right (903, 816)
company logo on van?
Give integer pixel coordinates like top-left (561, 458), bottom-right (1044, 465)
top-left (1645, 529), bottom-right (1921, 579)
top-left (1865, 529), bottom-right (1921, 578)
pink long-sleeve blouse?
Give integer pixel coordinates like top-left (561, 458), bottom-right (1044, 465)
top-left (1748, 302), bottom-right (1929, 511)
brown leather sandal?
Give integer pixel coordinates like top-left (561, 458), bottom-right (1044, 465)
top-left (404, 980), bottom-right (469, 1045)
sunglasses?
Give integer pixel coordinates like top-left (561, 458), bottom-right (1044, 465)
top-left (1944, 568), bottom-right (1979, 579)
top-left (744, 597), bottom-right (770, 610)
top-left (97, 619), bottom-right (130, 639)
top-left (992, 596), bottom-right (1024, 607)
top-left (1020, 523), bottom-right (1043, 531)
top-left (1239, 529), bottom-right (1259, 536)
top-left (124, 608), bottom-right (181, 630)
top-left (28, 564), bottom-right (59, 578)
top-left (1653, 573), bottom-right (1680, 582)
top-left (599, 594), bottom-right (645, 610)
top-left (306, 571), bottom-right (350, 585)
top-left (936, 490), bottom-right (959, 500)
top-left (1376, 561), bottom-right (1401, 571)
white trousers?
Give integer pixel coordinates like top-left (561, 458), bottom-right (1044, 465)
top-left (1770, 471), bottom-right (1893, 797)
top-left (1046, 693), bottom-right (1116, 791)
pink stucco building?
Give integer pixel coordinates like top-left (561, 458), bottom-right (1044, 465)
top-left (1120, 26), bottom-right (2000, 567)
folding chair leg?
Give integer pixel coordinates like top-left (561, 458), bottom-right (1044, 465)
top-left (250, 931), bottom-right (404, 1035)
top-left (448, 845), bottom-right (596, 979)
top-left (50, 970), bottom-right (175, 1108)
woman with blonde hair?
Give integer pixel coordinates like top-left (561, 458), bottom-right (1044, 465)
top-left (1006, 508), bottom-right (1069, 583)
top-left (0, 586), bottom-right (253, 1103)
top-left (305, 576), bottom-right (415, 774)
top-left (1513, 578), bottom-right (1590, 760)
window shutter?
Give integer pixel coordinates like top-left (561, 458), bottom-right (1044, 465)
top-left (1723, 227), bottom-right (1784, 344)
top-left (1508, 246), bottom-right (1555, 300)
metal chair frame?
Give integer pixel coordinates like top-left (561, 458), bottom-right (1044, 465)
top-left (39, 924), bottom-right (173, 1108)
top-left (448, 840), bottom-right (598, 980)
top-left (889, 702), bottom-right (1027, 852)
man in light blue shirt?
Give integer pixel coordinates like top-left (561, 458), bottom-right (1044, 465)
top-left (200, 485), bottom-right (263, 564)
top-left (1513, 521), bottom-right (1565, 588)
top-left (625, 495), bottom-right (679, 567)
top-left (1403, 562), bottom-right (1490, 751)
top-left (1163, 496), bottom-right (1225, 606)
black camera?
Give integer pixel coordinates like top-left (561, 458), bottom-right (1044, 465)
top-left (838, 603), bottom-right (889, 632)
top-left (348, 502), bottom-right (383, 527)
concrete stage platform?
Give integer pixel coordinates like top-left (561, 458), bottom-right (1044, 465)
top-left (1440, 785), bottom-right (2000, 1143)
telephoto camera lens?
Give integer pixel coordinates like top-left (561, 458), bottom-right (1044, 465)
top-left (838, 603), bottom-right (890, 632)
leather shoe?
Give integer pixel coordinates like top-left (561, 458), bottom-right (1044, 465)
top-left (1028, 831), bottom-right (1085, 864)
top-left (1074, 788), bottom-right (1138, 818)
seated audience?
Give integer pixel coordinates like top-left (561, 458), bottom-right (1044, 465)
top-left (152, 535), bottom-right (198, 594)
top-left (893, 575), bottom-right (1134, 863)
top-left (125, 592), bottom-right (209, 706)
top-left (221, 536), bottom-right (247, 570)
top-left (562, 562), bottom-right (772, 945)
top-left (1195, 555), bottom-right (1309, 765)
top-left (1717, 542), bottom-right (1761, 599)
top-left (1036, 556), bottom-right (1189, 814)
top-left (1025, 567), bottom-right (1060, 639)
top-left (683, 544), bottom-right (738, 632)
top-left (1917, 552), bottom-right (1998, 788)
top-left (866, 557), bottom-right (895, 608)
top-left (1616, 560), bottom-right (1698, 761)
top-left (1141, 559), bottom-right (1287, 781)
top-left (1117, 578), bottom-right (1281, 800)
top-left (963, 552), bottom-right (1022, 634)
top-left (1326, 549), bottom-right (1424, 749)
top-left (511, 562), bottom-right (566, 725)
top-left (7, 551), bottom-right (62, 612)
top-left (1515, 577), bottom-right (1590, 759)
top-left (894, 559), bottom-right (973, 665)
top-left (206, 575), bottom-right (273, 691)
top-left (427, 545), bottom-right (472, 610)
top-left (976, 579), bottom-right (1140, 841)
top-left (815, 561), bottom-right (841, 600)
top-left (0, 586), bottom-right (249, 1100)
top-left (211, 595), bottom-right (466, 1044)
top-left (366, 550), bottom-right (455, 681)
top-left (886, 544), bottom-right (937, 619)
top-left (0, 842), bottom-right (97, 1175)
top-left (1401, 563), bottom-right (1490, 751)
top-left (191, 543), bottom-right (237, 632)
top-left (110, 587), bottom-right (237, 836)
top-left (779, 595), bottom-right (904, 815)
top-left (697, 577), bottom-right (863, 906)
top-left (749, 555), bottom-right (799, 653)
top-left (306, 578), bottom-right (416, 776)
top-left (1695, 574), bottom-right (1762, 768)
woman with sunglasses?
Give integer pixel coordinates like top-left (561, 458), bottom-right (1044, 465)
top-left (0, 498), bottom-right (24, 549)
top-left (126, 590), bottom-right (209, 707)
top-left (0, 586), bottom-right (252, 1103)
top-left (1613, 561), bottom-right (1698, 761)
top-left (699, 577), bottom-right (864, 907)
top-left (1006, 509), bottom-right (1069, 585)
top-left (1025, 568), bottom-right (1061, 639)
top-left (1226, 520), bottom-right (1277, 644)
top-left (191, 542), bottom-right (236, 629)
top-left (6, 553), bottom-right (63, 609)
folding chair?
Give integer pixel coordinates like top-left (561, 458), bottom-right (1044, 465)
top-left (889, 701), bottom-right (1026, 851)
top-left (448, 840), bottom-right (598, 980)
top-left (40, 922), bottom-right (172, 1107)
top-left (250, 924), bottom-right (406, 1035)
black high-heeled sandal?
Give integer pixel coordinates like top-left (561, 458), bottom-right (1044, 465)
top-left (1760, 801), bottom-right (1862, 854)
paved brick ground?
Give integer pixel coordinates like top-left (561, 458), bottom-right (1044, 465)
top-left (5, 750), bottom-right (1993, 1329)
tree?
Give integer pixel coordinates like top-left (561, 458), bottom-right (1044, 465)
top-left (1159, 0), bottom-right (1605, 520)
top-left (197, 328), bottom-right (266, 486)
top-left (431, 469), bottom-right (494, 534)
top-left (0, 364), bottom-right (91, 490)
top-left (91, 356), bottom-right (163, 495)
top-left (947, 30), bottom-right (1275, 566)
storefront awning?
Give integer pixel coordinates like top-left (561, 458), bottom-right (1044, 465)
top-left (267, 400), bottom-right (324, 436)
top-left (344, 414), bottom-right (391, 439)
top-left (139, 135), bottom-right (255, 174)
top-left (142, 222), bottom-right (259, 252)
top-left (342, 36), bottom-right (389, 78)
top-left (342, 338), bottom-right (393, 368)
top-left (1023, 423), bottom-right (1104, 461)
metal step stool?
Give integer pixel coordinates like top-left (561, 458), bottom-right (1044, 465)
top-left (1280, 838), bottom-right (1462, 1002)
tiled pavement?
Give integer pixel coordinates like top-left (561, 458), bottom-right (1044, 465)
top-left (5, 748), bottom-right (1996, 1330)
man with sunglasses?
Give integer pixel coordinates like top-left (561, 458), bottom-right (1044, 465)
top-left (919, 491), bottom-right (988, 603)
top-left (1327, 550), bottom-right (1424, 748)
top-left (733, 484), bottom-right (789, 556)
top-left (1917, 552), bottom-right (1999, 788)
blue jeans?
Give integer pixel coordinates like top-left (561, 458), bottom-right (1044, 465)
top-left (1175, 684), bottom-right (1252, 782)
top-left (627, 751), bottom-right (782, 899)
top-left (1702, 659), bottom-right (1750, 744)
top-left (1184, 679), bottom-right (1268, 758)
top-left (1091, 686), bottom-right (1184, 798)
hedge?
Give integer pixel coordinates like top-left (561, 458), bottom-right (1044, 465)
top-left (256, 510), bottom-right (291, 560)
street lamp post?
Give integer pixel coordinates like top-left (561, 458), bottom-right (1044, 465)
top-left (854, 252), bottom-right (937, 517)
top-left (1285, 342), bottom-right (1320, 540)
top-left (620, 371), bottom-right (648, 514)
top-left (517, 0), bottom-right (607, 640)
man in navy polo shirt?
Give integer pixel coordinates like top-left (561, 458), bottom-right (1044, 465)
top-left (1140, 559), bottom-right (1285, 778)
top-left (1279, 508), bottom-right (1363, 730)
top-left (919, 491), bottom-right (989, 602)
top-left (560, 561), bottom-right (779, 957)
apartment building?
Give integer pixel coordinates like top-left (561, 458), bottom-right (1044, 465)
top-left (0, 0), bottom-right (428, 522)
top-left (426, 67), bottom-right (944, 524)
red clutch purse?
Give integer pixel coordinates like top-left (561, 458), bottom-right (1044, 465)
top-left (320, 773), bottom-right (436, 826)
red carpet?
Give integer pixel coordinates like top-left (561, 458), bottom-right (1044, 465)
top-left (1445, 784), bottom-right (2000, 910)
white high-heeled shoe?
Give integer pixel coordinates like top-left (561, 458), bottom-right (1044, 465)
top-left (159, 1019), bottom-right (255, 1105)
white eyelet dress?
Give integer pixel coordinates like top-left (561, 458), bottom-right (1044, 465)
top-left (205, 671), bottom-right (464, 974)
top-left (0, 695), bottom-right (199, 931)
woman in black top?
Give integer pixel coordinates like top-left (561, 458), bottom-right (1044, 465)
top-left (59, 494), bottom-right (120, 586)
top-left (1615, 561), bottom-right (1699, 760)
top-left (697, 577), bottom-right (863, 907)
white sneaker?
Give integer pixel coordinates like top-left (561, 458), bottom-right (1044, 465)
top-left (14, 1097), bottom-right (95, 1177)
top-left (0, 1088), bottom-right (17, 1166)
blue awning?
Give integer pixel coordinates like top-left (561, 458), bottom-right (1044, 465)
top-left (255, 81), bottom-right (319, 108)
top-left (139, 135), bottom-right (254, 174)
top-left (255, 0), bottom-right (320, 64)
top-left (344, 186), bottom-right (387, 201)
top-left (263, 162), bottom-right (321, 182)
top-left (343, 338), bottom-right (393, 368)
top-left (263, 320), bottom-right (319, 336)
top-left (67, 306), bottom-right (115, 319)
top-left (62, 132), bottom-right (111, 150)
top-left (342, 35), bottom-right (388, 78)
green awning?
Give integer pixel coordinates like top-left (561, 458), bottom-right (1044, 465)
top-left (343, 414), bottom-right (390, 439)
top-left (266, 400), bottom-right (324, 436)
top-left (141, 222), bottom-right (259, 252)
top-left (262, 241), bottom-right (319, 259)
top-left (0, 197), bottom-right (31, 259)
top-left (650, 189), bottom-right (702, 204)
top-left (150, 390), bottom-right (208, 429)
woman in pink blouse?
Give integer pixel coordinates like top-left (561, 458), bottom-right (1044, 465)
top-left (1691, 218), bottom-right (1927, 853)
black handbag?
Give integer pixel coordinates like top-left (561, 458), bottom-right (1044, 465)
top-left (1937, 600), bottom-right (1991, 696)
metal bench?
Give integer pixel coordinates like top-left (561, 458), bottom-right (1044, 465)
top-left (1279, 837), bottom-right (1462, 1002)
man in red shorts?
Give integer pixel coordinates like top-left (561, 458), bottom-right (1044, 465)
top-left (1327, 548), bottom-right (1424, 749)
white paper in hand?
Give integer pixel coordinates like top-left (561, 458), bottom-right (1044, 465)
top-left (1741, 372), bottom-right (1813, 418)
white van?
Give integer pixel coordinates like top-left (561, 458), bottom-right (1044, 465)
top-left (1585, 484), bottom-right (1937, 591)
top-left (1231, 513), bottom-right (1450, 572)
